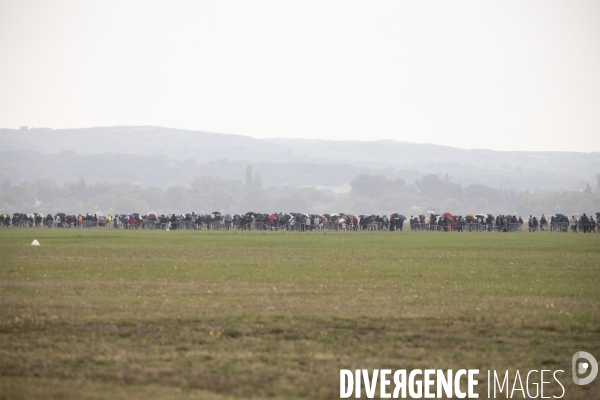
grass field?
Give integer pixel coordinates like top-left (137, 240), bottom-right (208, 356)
top-left (0, 228), bottom-right (599, 399)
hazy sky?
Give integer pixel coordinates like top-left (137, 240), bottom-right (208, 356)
top-left (1, 1), bottom-right (599, 152)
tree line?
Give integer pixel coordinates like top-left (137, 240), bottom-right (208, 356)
top-left (0, 169), bottom-right (598, 217)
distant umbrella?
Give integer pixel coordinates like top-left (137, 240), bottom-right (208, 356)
top-left (442, 212), bottom-right (453, 218)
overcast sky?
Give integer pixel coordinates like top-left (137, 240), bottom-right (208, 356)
top-left (1, 1), bottom-right (599, 152)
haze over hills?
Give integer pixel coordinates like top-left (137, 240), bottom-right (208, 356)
top-left (1, 125), bottom-right (599, 216)
top-left (1, 126), bottom-right (598, 192)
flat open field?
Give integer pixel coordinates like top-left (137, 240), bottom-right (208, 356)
top-left (0, 229), bottom-right (599, 399)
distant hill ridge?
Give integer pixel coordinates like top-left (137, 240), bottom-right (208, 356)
top-left (1, 126), bottom-right (599, 191)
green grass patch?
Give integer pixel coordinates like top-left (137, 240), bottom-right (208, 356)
top-left (1, 229), bottom-right (599, 399)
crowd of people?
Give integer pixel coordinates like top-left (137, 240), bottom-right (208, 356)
top-left (567, 213), bottom-right (596, 233)
top-left (2, 211), bottom-right (598, 233)
top-left (408, 213), bottom-right (524, 232)
top-left (405, 212), bottom-right (596, 233)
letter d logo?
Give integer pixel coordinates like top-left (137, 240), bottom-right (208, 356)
top-left (572, 351), bottom-right (598, 385)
